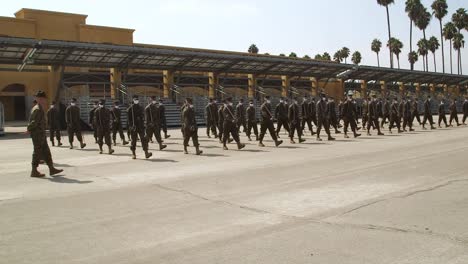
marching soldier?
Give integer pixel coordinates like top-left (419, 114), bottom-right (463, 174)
top-left (182, 98), bottom-right (203, 155)
top-left (337, 99), bottom-right (343, 124)
top-left (362, 97), bottom-right (369, 128)
top-left (381, 97), bottom-right (390, 128)
top-left (145, 96), bottom-right (167, 150)
top-left (180, 100), bottom-right (187, 140)
top-left (403, 97), bottom-right (414, 132)
top-left (275, 97), bottom-right (290, 137)
top-left (327, 96), bottom-right (341, 134)
top-left (65, 98), bottom-right (86, 149)
top-left (159, 99), bottom-right (170, 139)
top-left (309, 97), bottom-right (318, 128)
top-left (223, 97), bottom-right (246, 150)
top-left (342, 91), bottom-right (361, 138)
top-left (376, 98), bottom-right (383, 126)
top-left (316, 93), bottom-right (335, 141)
top-left (28, 91), bottom-right (63, 178)
top-left (449, 99), bottom-right (461, 127)
top-left (398, 98), bottom-right (406, 132)
top-left (422, 96), bottom-right (436, 130)
top-left (89, 101), bottom-right (98, 143)
top-left (95, 99), bottom-right (114, 155)
top-left (388, 97), bottom-right (402, 133)
top-left (205, 98), bottom-right (218, 138)
top-left (367, 94), bottom-right (384, 136)
top-left (411, 98), bottom-right (422, 126)
top-left (438, 100), bottom-right (448, 128)
top-left (111, 101), bottom-right (128, 146)
top-left (47, 101), bottom-right (62, 146)
top-left (217, 100), bottom-right (225, 144)
top-left (236, 98), bottom-right (247, 134)
top-left (301, 96), bottom-right (314, 135)
top-left (259, 96), bottom-right (283, 147)
top-left (246, 100), bottom-right (259, 141)
top-left (288, 97), bottom-right (306, 144)
top-left (463, 97), bottom-right (468, 125)
top-left (128, 95), bottom-right (152, 159)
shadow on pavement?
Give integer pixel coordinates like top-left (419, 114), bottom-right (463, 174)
top-left (48, 176), bottom-right (93, 184)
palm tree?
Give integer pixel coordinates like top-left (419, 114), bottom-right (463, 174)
top-left (314, 54), bottom-right (323, 60)
top-left (415, 7), bottom-right (432, 71)
top-left (289, 52), bottom-right (297, 58)
top-left (431, 0), bottom-right (448, 73)
top-left (377, 0), bottom-right (395, 68)
top-left (408, 51), bottom-right (419, 69)
top-left (452, 8), bottom-right (467, 32)
top-left (322, 52), bottom-right (331, 61)
top-left (406, 0), bottom-right (423, 70)
top-left (264, 53), bottom-right (270, 55)
top-left (417, 39), bottom-right (429, 71)
top-left (248, 44), bottom-right (259, 54)
top-left (279, 53), bottom-right (285, 57)
top-left (428, 36), bottom-right (440, 71)
top-left (333, 51), bottom-right (342, 63)
top-left (340, 47), bottom-right (350, 63)
top-left (303, 55), bottom-right (311, 59)
top-left (352, 51), bottom-right (362, 65)
top-left (443, 22), bottom-right (457, 74)
top-left (453, 32), bottom-right (465, 74)
top-left (388, 38), bottom-right (403, 69)
top-left (371, 39), bottom-right (382, 67)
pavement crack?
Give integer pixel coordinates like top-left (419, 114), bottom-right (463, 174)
top-left (396, 179), bottom-right (468, 199)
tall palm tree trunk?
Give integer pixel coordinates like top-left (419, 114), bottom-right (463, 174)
top-left (450, 40), bottom-right (453, 74)
top-left (377, 53), bottom-right (380, 67)
top-left (423, 30), bottom-right (429, 72)
top-left (439, 19), bottom-right (445, 73)
top-left (386, 6), bottom-right (393, 68)
top-left (457, 50), bottom-right (460, 74)
top-left (422, 56), bottom-right (426, 71)
top-left (460, 50), bottom-right (463, 75)
top-left (397, 56), bottom-right (400, 69)
top-left (433, 53), bottom-right (437, 72)
top-left (410, 20), bottom-right (413, 70)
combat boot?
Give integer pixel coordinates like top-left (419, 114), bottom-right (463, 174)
top-left (258, 142), bottom-right (265, 147)
top-left (58, 141), bottom-right (62, 146)
top-left (51, 141), bottom-right (55, 147)
top-left (165, 134), bottom-right (171, 139)
top-left (290, 138), bottom-right (296, 144)
top-left (378, 132), bottom-right (385, 136)
top-left (195, 146), bottom-right (203, 155)
top-left (123, 140), bottom-right (129, 145)
top-left (237, 143), bottom-right (245, 150)
top-left (247, 135), bottom-right (252, 141)
top-left (145, 151), bottom-right (153, 159)
top-left (354, 133), bottom-right (361, 138)
top-left (108, 146), bottom-right (114, 155)
top-left (228, 138), bottom-right (234, 143)
top-left (113, 141), bottom-right (117, 146)
top-left (299, 138), bottom-right (306, 143)
top-left (159, 144), bottom-right (167, 150)
top-left (344, 134), bottom-right (350, 139)
top-left (275, 140), bottom-right (283, 147)
top-left (132, 151), bottom-right (136, 159)
top-left (80, 142), bottom-right (86, 149)
top-left (48, 164), bottom-right (63, 176)
top-left (99, 146), bottom-right (103, 154)
top-left (69, 143), bottom-right (74, 149)
top-left (184, 146), bottom-right (189, 154)
top-left (207, 134), bottom-right (211, 138)
top-left (223, 144), bottom-right (229, 150)
top-left (335, 130), bottom-right (341, 134)
top-left (328, 136), bottom-right (335, 141)
top-left (255, 135), bottom-right (259, 141)
top-left (316, 137), bottom-right (322, 141)
top-left (30, 166), bottom-right (45, 178)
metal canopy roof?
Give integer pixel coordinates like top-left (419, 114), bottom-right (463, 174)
top-left (0, 36), bottom-right (467, 86)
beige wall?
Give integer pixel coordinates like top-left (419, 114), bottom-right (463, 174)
top-left (79, 25), bottom-right (133, 45)
top-left (0, 17), bottom-right (36, 38)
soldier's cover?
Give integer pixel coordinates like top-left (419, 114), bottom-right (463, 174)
top-left (205, 98), bottom-right (218, 138)
top-left (342, 91), bottom-right (361, 138)
top-left (65, 98), bottom-right (86, 149)
top-left (246, 100), bottom-right (259, 141)
top-left (127, 95), bottom-right (152, 160)
top-left (463, 97), bottom-right (468, 125)
top-left (47, 101), bottom-right (62, 147)
top-left (422, 96), bottom-right (436, 130)
top-left (223, 97), bottom-right (246, 150)
top-left (275, 97), bottom-right (290, 137)
top-left (95, 99), bottom-right (114, 155)
top-left (258, 96), bottom-right (283, 147)
top-left (182, 98), bottom-right (203, 155)
top-left (159, 99), bottom-right (171, 139)
top-left (110, 101), bottom-right (128, 146)
top-left (145, 96), bottom-right (167, 150)
top-left (288, 97), bottom-right (305, 144)
top-left (315, 93), bottom-right (335, 141)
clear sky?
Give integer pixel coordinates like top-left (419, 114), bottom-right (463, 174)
top-left (1, 0), bottom-right (467, 74)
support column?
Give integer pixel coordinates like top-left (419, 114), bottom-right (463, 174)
top-left (310, 77), bottom-right (318, 97)
top-left (208, 72), bottom-right (218, 99)
top-left (110, 68), bottom-right (121, 100)
top-left (163, 70), bottom-right (174, 99)
top-left (398, 82), bottom-right (405, 97)
top-left (381, 81), bottom-right (388, 97)
top-left (281, 75), bottom-right (290, 98)
top-left (248, 74), bottom-right (256, 99)
top-left (361, 80), bottom-right (367, 99)
top-left (415, 83), bottom-right (421, 97)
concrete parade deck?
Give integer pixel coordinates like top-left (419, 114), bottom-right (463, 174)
top-left (0, 116), bottom-right (467, 264)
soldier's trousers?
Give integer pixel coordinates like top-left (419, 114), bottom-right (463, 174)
top-left (422, 114), bottom-right (434, 127)
top-left (161, 120), bottom-right (168, 135)
top-left (146, 123), bottom-right (163, 144)
top-left (183, 128), bottom-right (199, 148)
top-left (206, 120), bottom-right (218, 136)
top-left (343, 117), bottom-right (357, 135)
top-left (329, 116), bottom-right (339, 132)
top-left (112, 122), bottom-right (126, 143)
top-left (316, 118), bottom-right (331, 137)
top-left (237, 119), bottom-right (247, 133)
top-left (130, 127), bottom-right (148, 152)
top-left (276, 118), bottom-right (290, 134)
top-left (289, 121), bottom-right (302, 139)
top-left (224, 121), bottom-right (241, 145)
top-left (362, 114), bottom-right (368, 128)
top-left (380, 114), bottom-right (389, 127)
top-left (31, 133), bottom-right (52, 167)
top-left (402, 115), bottom-right (412, 130)
top-left (97, 128), bottom-right (112, 148)
top-left (449, 113), bottom-right (459, 125)
top-left (301, 118), bottom-right (313, 132)
top-left (49, 128), bottom-right (61, 143)
top-left (389, 115), bottom-right (401, 131)
top-left (438, 114), bottom-right (448, 127)
top-left (259, 120), bottom-right (278, 142)
top-left (246, 121), bottom-right (258, 138)
top-left (67, 127), bottom-right (83, 143)
top-left (217, 121), bottom-right (224, 142)
top-left (367, 117), bottom-right (382, 133)
top-left (411, 112), bottom-right (421, 125)
top-left (93, 128), bottom-right (97, 141)
top-left (463, 113), bottom-right (467, 124)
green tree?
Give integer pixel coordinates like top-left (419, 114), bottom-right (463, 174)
top-left (415, 7), bottom-right (432, 71)
top-left (452, 8), bottom-right (467, 32)
top-left (289, 52), bottom-right (297, 58)
top-left (388, 38), bottom-right (404, 69)
top-left (264, 53), bottom-right (270, 55)
top-left (322, 52), bottom-right (331, 61)
top-left (406, 0), bottom-right (423, 70)
top-left (279, 53), bottom-right (285, 57)
top-left (303, 55), bottom-right (311, 59)
top-left (417, 38), bottom-right (429, 71)
top-left (371, 39), bottom-right (382, 67)
top-left (428, 36), bottom-right (440, 71)
top-left (351, 51), bottom-right (362, 65)
top-left (333, 50), bottom-right (342, 63)
top-left (340, 47), bottom-right (350, 63)
top-left (431, 0), bottom-right (448, 73)
top-left (248, 44), bottom-right (259, 54)
top-left (443, 22), bottom-right (457, 74)
top-left (408, 51), bottom-right (419, 69)
top-left (377, 0), bottom-right (395, 68)
top-left (453, 32), bottom-right (465, 74)
top-left (314, 54), bottom-right (322, 60)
